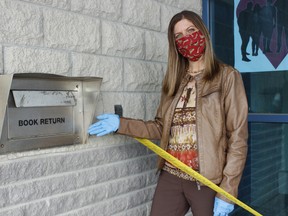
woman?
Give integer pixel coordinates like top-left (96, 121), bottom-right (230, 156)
top-left (89, 10), bottom-right (248, 216)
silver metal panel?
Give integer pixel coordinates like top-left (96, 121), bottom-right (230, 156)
top-left (8, 107), bottom-right (73, 139)
top-left (0, 134), bottom-right (77, 154)
top-left (81, 80), bottom-right (102, 144)
top-left (11, 78), bottom-right (80, 91)
top-left (12, 90), bottom-right (77, 107)
top-left (0, 75), bottom-right (13, 138)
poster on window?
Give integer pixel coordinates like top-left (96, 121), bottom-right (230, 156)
top-left (234, 0), bottom-right (288, 72)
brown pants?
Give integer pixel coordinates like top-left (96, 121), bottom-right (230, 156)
top-left (150, 171), bottom-right (216, 216)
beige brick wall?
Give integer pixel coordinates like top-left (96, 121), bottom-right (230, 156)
top-left (0, 0), bottom-right (202, 215)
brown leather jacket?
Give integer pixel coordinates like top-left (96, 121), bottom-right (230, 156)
top-left (117, 64), bottom-right (248, 202)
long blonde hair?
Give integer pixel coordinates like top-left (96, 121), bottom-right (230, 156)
top-left (162, 10), bottom-right (220, 96)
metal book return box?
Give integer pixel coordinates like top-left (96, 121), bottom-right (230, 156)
top-left (0, 73), bottom-right (102, 154)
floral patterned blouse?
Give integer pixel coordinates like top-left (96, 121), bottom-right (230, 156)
top-left (163, 75), bottom-right (199, 181)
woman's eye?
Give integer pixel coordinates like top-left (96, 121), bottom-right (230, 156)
top-left (187, 28), bottom-right (195, 33)
top-left (175, 34), bottom-right (182, 39)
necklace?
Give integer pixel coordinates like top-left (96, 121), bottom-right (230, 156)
top-left (186, 68), bottom-right (205, 75)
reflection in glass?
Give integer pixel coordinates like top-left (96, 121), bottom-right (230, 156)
top-left (233, 123), bottom-right (288, 216)
top-left (242, 71), bottom-right (288, 114)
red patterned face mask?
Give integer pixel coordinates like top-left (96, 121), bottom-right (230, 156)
top-left (175, 30), bottom-right (206, 62)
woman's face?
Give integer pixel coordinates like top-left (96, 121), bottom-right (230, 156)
top-left (173, 18), bottom-right (206, 62)
top-left (173, 18), bottom-right (198, 40)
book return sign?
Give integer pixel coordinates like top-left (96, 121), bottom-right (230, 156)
top-left (8, 107), bottom-right (73, 139)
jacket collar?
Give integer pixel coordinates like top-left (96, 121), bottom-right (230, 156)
top-left (183, 70), bottom-right (223, 97)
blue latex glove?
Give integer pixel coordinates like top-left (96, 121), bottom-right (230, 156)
top-left (213, 197), bottom-right (234, 216)
top-left (88, 114), bottom-right (120, 136)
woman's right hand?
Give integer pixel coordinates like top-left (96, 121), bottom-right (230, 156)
top-left (88, 114), bottom-right (120, 136)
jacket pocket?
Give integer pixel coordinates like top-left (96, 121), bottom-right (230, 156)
top-left (201, 89), bottom-right (223, 140)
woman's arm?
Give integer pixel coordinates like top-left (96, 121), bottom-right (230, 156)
top-left (116, 116), bottom-right (163, 139)
top-left (217, 69), bottom-right (248, 203)
top-left (116, 92), bottom-right (167, 139)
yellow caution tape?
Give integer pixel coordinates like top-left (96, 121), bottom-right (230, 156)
top-left (135, 138), bottom-right (262, 216)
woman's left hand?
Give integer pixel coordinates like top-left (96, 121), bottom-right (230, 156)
top-left (88, 114), bottom-right (120, 136)
top-left (213, 197), bottom-right (234, 216)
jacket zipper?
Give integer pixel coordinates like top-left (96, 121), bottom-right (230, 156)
top-left (195, 76), bottom-right (201, 190)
